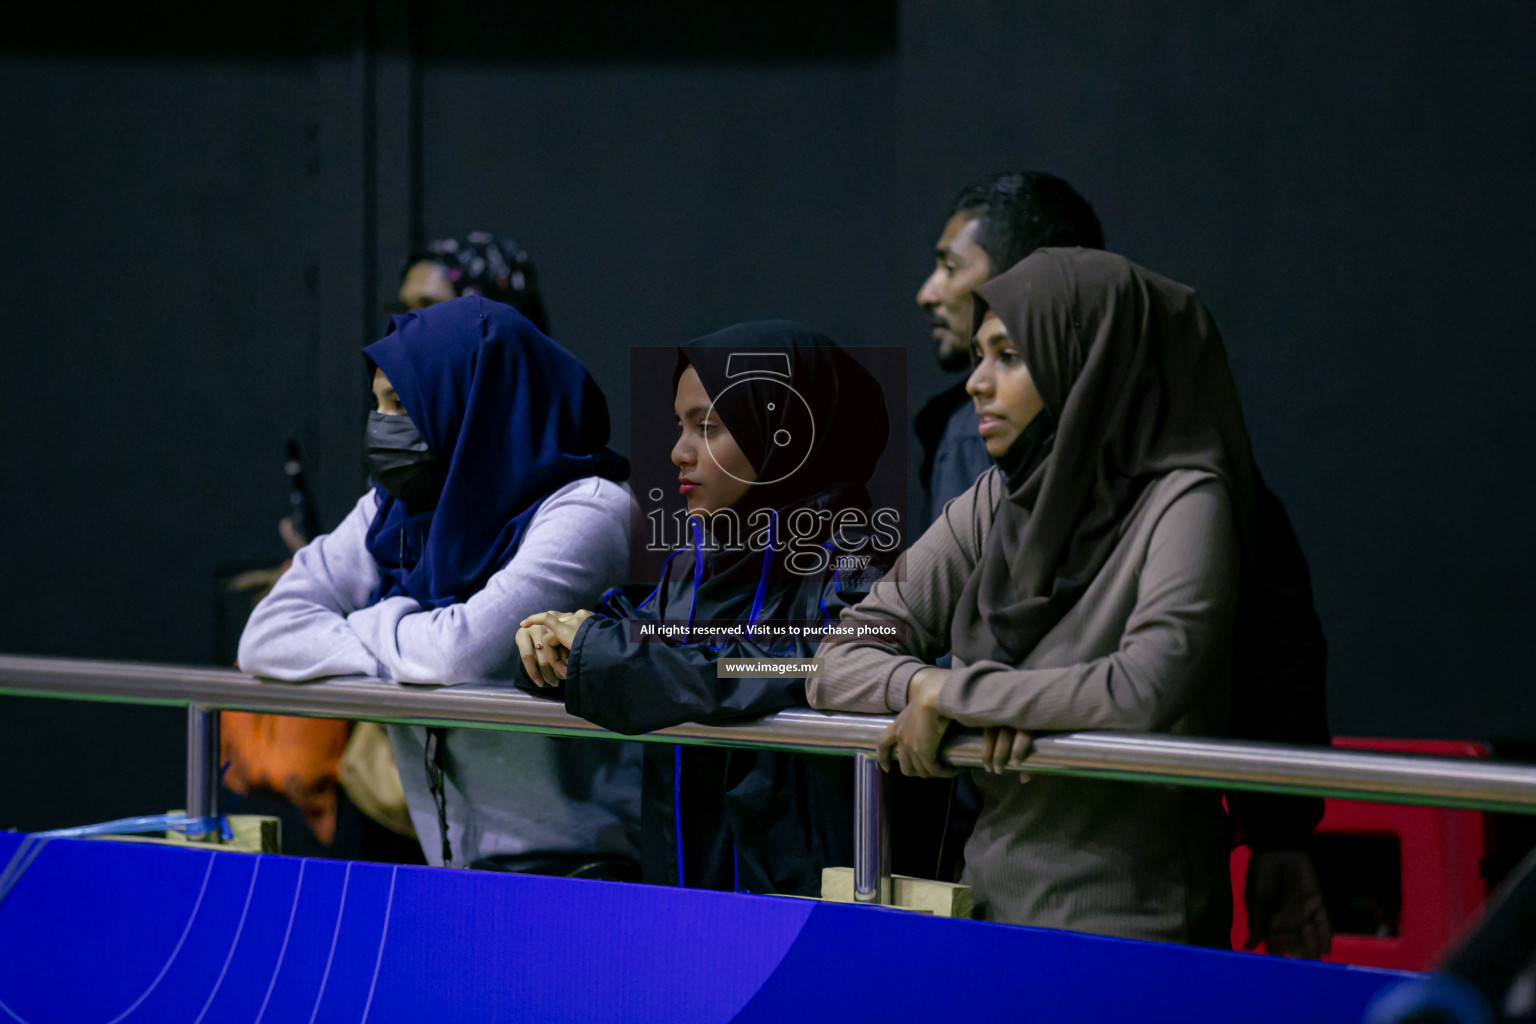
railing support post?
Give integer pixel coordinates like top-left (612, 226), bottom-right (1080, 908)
top-left (853, 751), bottom-right (888, 904)
top-left (185, 704), bottom-right (221, 841)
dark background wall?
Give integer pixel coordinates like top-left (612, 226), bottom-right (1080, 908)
top-left (3, 1), bottom-right (1532, 830)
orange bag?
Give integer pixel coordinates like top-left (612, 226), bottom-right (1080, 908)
top-left (221, 712), bottom-right (351, 844)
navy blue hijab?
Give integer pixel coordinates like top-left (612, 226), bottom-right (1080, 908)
top-left (362, 296), bottom-right (628, 609)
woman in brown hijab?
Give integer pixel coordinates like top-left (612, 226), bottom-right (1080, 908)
top-left (812, 247), bottom-right (1288, 946)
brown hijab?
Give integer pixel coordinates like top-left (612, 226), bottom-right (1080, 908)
top-left (954, 247), bottom-right (1260, 666)
top-left (960, 248), bottom-right (1330, 843)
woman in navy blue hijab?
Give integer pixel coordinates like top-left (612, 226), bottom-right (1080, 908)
top-left (361, 295), bottom-right (626, 607)
top-left (240, 296), bottom-right (642, 873)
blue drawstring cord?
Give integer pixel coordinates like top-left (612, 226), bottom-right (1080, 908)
top-left (818, 541), bottom-right (842, 623)
top-left (734, 520), bottom-right (775, 891)
top-left (685, 519), bottom-right (704, 642)
top-left (744, 511), bottom-right (776, 638)
top-left (635, 547), bottom-right (686, 613)
top-left (673, 520), bottom-right (709, 887)
top-left (671, 516), bottom-right (789, 890)
top-left (673, 744), bottom-right (686, 887)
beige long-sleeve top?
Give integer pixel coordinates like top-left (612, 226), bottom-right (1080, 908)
top-left (810, 467), bottom-right (1240, 945)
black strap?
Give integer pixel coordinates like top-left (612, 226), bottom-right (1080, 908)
top-left (424, 726), bottom-right (453, 867)
top-left (934, 775), bottom-right (958, 882)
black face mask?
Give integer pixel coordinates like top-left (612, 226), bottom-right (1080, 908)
top-left (365, 411), bottom-right (439, 510)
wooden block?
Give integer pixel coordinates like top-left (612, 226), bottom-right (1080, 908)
top-left (820, 867), bottom-right (972, 918)
top-left (820, 866), bottom-right (889, 904)
top-left (892, 874), bottom-right (972, 918)
top-left (159, 812), bottom-right (282, 854)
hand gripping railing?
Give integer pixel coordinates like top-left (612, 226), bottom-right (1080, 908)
top-left (7, 653), bottom-right (1536, 906)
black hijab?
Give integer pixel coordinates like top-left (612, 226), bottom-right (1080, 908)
top-left (669, 320), bottom-right (890, 595)
top-left (675, 321), bottom-right (887, 511)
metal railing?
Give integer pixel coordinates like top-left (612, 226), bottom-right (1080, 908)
top-left (6, 653), bottom-right (1536, 904)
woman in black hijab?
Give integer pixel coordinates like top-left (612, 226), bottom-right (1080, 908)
top-left (516, 321), bottom-right (894, 896)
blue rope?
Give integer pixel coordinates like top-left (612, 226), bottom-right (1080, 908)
top-left (33, 812), bottom-right (231, 840)
top-left (0, 812), bottom-right (233, 910)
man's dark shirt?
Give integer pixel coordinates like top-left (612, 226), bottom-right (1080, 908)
top-left (916, 380), bottom-right (992, 519)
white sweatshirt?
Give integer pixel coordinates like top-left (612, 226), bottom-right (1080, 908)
top-left (238, 476), bottom-right (642, 867)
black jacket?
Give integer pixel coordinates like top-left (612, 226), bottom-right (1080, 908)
top-left (545, 320), bottom-right (896, 894)
top-left (558, 541), bottom-right (883, 895)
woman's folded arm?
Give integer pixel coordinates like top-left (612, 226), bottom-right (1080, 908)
top-left (566, 570), bottom-right (877, 734)
top-left (564, 617), bottom-right (811, 734)
top-left (809, 475), bottom-right (993, 714)
top-left (237, 493), bottom-right (383, 680)
top-left (936, 482), bottom-right (1240, 733)
top-left (345, 477), bottom-right (632, 684)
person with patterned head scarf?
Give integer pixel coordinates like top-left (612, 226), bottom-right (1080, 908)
top-left (399, 231), bottom-right (550, 334)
